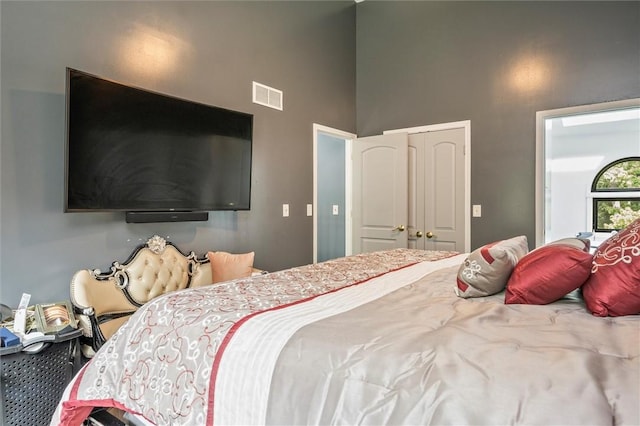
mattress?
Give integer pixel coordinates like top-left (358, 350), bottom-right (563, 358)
top-left (52, 249), bottom-right (640, 425)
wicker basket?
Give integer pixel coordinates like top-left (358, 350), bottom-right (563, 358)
top-left (1, 333), bottom-right (80, 426)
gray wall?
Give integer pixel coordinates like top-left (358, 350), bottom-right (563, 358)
top-left (356, 1), bottom-right (640, 249)
top-left (3, 1), bottom-right (639, 306)
top-left (0, 1), bottom-right (356, 305)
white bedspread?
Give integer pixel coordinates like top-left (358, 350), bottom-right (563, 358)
top-left (267, 263), bottom-right (640, 425)
top-left (51, 249), bottom-right (640, 425)
top-left (214, 253), bottom-right (467, 425)
top-left (52, 249), bottom-right (457, 425)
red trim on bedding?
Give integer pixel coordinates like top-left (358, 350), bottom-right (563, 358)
top-left (69, 362), bottom-right (88, 400)
top-left (59, 363), bottom-right (149, 426)
top-left (59, 398), bottom-right (147, 426)
top-left (480, 242), bottom-right (497, 264)
top-left (457, 278), bottom-right (469, 292)
top-left (206, 261), bottom-right (421, 425)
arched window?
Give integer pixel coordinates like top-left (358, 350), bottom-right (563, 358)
top-left (591, 157), bottom-right (640, 232)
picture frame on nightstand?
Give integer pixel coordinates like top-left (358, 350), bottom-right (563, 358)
top-left (35, 301), bottom-right (77, 335)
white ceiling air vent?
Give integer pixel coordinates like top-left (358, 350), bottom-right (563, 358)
top-left (253, 81), bottom-right (283, 111)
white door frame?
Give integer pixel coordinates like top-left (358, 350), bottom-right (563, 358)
top-left (384, 120), bottom-right (471, 252)
top-left (313, 124), bottom-right (357, 263)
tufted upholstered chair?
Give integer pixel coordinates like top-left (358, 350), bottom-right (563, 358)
top-left (70, 236), bottom-right (214, 357)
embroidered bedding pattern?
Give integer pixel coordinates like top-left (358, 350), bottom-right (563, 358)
top-left (59, 249), bottom-right (457, 425)
top-left (583, 217), bottom-right (640, 316)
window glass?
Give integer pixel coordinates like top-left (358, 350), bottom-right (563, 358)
top-left (593, 158), bottom-right (640, 191)
top-left (592, 157), bottom-right (640, 231)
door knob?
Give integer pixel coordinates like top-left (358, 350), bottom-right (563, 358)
top-left (426, 231), bottom-right (436, 239)
top-left (392, 225), bottom-right (406, 232)
top-left (415, 231), bottom-right (423, 238)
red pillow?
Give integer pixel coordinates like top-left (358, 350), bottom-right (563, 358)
top-left (505, 244), bottom-right (593, 305)
top-left (582, 219), bottom-right (640, 317)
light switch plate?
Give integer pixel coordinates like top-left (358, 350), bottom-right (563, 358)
top-left (307, 204), bottom-right (313, 216)
top-left (283, 204), bottom-right (289, 217)
top-left (472, 204), bottom-right (482, 217)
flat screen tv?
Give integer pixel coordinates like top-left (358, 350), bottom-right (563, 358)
top-left (64, 67), bottom-right (252, 217)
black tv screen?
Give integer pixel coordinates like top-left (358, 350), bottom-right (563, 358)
top-left (65, 68), bottom-right (252, 212)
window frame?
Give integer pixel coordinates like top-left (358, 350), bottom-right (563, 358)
top-left (591, 156), bottom-right (640, 232)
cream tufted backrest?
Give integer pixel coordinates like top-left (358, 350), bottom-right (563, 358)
top-left (70, 236), bottom-right (212, 356)
top-left (122, 246), bottom-right (195, 302)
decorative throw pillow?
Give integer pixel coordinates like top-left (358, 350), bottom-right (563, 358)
top-left (207, 251), bottom-right (255, 284)
top-left (582, 219), bottom-right (640, 317)
top-left (455, 235), bottom-right (529, 298)
top-left (543, 237), bottom-right (591, 253)
top-left (504, 242), bottom-right (593, 305)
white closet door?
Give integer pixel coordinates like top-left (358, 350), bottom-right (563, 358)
top-left (409, 128), bottom-right (466, 252)
top-left (352, 133), bottom-right (408, 254)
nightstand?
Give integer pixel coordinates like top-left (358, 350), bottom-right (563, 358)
top-left (0, 328), bottom-right (82, 425)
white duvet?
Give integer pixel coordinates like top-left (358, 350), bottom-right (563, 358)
top-left (51, 249), bottom-right (640, 425)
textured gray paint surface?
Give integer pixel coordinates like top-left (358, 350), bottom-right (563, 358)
top-left (3, 1), bottom-right (639, 305)
top-left (0, 1), bottom-right (355, 304)
top-left (356, 1), bottom-right (640, 249)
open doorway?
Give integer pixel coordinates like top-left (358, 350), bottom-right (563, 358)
top-left (535, 99), bottom-right (640, 247)
top-left (313, 124), bottom-right (356, 263)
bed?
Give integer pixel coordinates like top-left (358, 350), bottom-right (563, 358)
top-left (51, 228), bottom-right (640, 426)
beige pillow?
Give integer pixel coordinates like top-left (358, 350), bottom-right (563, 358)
top-left (455, 235), bottom-right (529, 298)
top-left (207, 251), bottom-right (255, 283)
top-left (542, 237), bottom-right (590, 252)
